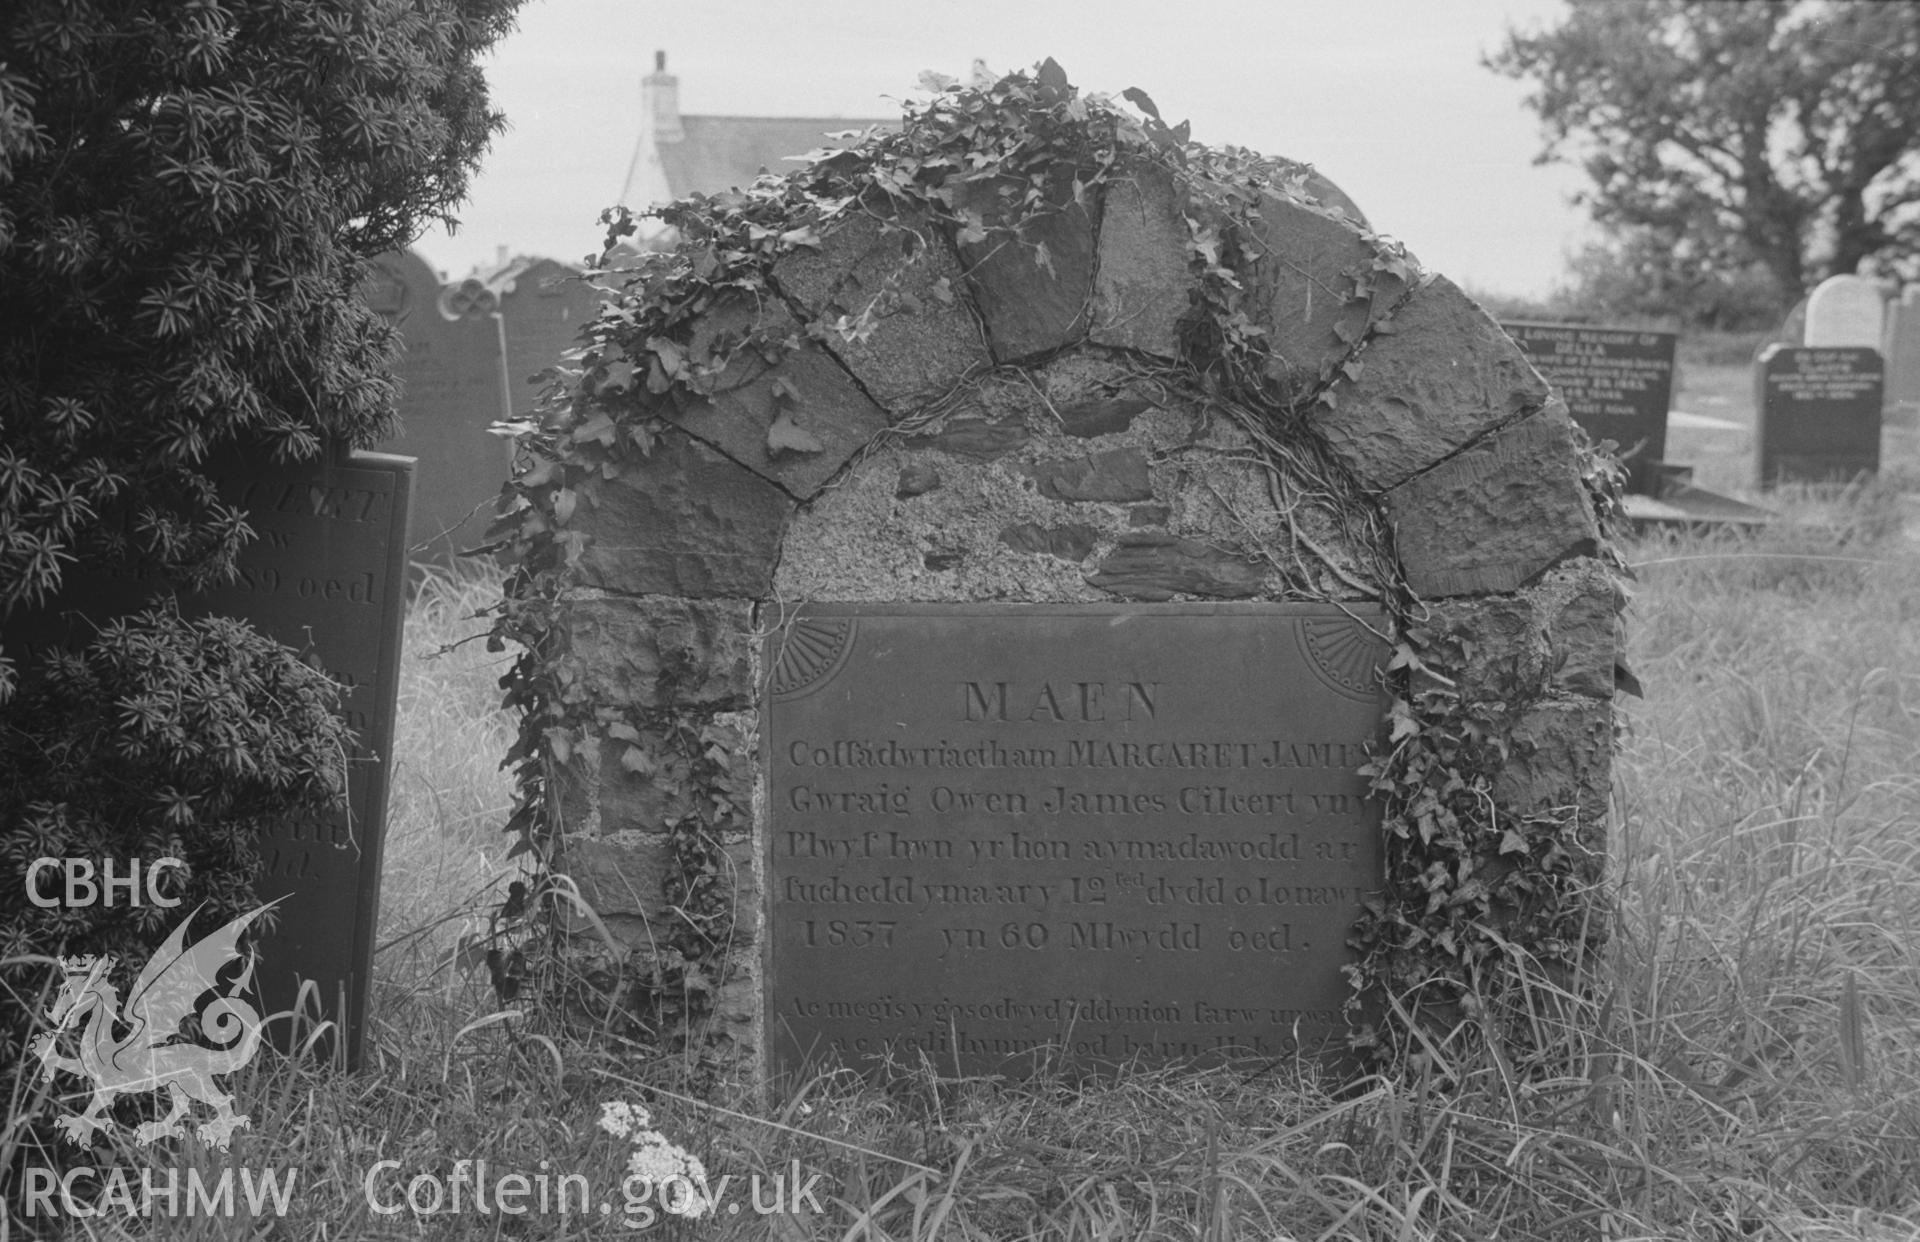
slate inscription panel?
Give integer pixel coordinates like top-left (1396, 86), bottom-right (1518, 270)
top-left (6, 448), bottom-right (411, 1067)
top-left (765, 603), bottom-right (1387, 1076)
top-left (1503, 322), bottom-right (1676, 495)
top-left (1755, 345), bottom-right (1882, 486)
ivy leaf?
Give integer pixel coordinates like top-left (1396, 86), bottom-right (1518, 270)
top-left (571, 412), bottom-right (616, 445)
top-left (1499, 829), bottom-right (1531, 856)
top-left (1036, 57), bottom-right (1071, 100)
top-left (954, 208), bottom-right (990, 247)
top-left (917, 69), bottom-right (956, 92)
top-left (1122, 86), bottom-right (1162, 122)
top-left (767, 410), bottom-right (823, 456)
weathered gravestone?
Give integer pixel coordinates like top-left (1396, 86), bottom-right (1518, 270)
top-left (521, 82), bottom-right (1624, 1084)
top-left (367, 250), bottom-right (511, 563)
top-left (1804, 274), bottom-right (1886, 350)
top-left (1754, 345), bottom-right (1883, 486)
top-left (1502, 323), bottom-right (1675, 495)
top-left (6, 446), bottom-right (412, 1066)
top-left (498, 258), bottom-right (605, 421)
top-left (1887, 286), bottom-right (1920, 425)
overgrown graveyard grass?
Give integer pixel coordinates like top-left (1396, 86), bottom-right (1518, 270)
top-left (12, 490), bottom-right (1920, 1241)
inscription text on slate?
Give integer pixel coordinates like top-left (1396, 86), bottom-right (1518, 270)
top-left (765, 604), bottom-right (1387, 1075)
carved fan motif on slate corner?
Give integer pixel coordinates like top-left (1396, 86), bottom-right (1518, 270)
top-left (1299, 615), bottom-right (1386, 701)
top-left (769, 616), bottom-right (856, 701)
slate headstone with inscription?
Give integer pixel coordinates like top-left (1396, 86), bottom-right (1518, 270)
top-left (367, 250), bottom-right (511, 563)
top-left (765, 604), bottom-right (1385, 1073)
top-left (1502, 322), bottom-right (1676, 495)
top-left (6, 446), bottom-right (412, 1067)
top-left (1755, 345), bottom-right (1883, 486)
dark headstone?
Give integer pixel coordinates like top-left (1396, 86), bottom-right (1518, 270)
top-left (6, 446), bottom-right (413, 1067)
top-left (1754, 345), bottom-right (1883, 487)
top-left (368, 250), bottom-right (511, 562)
top-left (498, 258), bottom-right (604, 419)
top-left (1884, 287), bottom-right (1920, 423)
top-left (1502, 322), bottom-right (1676, 496)
top-left (764, 603), bottom-right (1386, 1075)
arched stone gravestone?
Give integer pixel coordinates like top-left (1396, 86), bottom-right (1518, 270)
top-left (498, 71), bottom-right (1624, 1080)
top-left (367, 250), bottom-right (511, 563)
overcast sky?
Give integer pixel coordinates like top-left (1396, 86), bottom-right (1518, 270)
top-left (412, 0), bottom-right (1591, 301)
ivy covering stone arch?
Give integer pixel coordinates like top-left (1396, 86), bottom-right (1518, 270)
top-left (485, 60), bottom-right (1629, 1076)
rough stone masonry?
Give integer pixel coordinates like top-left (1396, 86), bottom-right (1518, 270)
top-left (533, 109), bottom-right (1623, 1078)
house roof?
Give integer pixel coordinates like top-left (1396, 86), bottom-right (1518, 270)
top-left (659, 115), bottom-right (897, 200)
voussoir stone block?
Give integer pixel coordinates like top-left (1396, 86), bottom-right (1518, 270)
top-left (1086, 532), bottom-right (1264, 600)
top-left (565, 832), bottom-right (670, 919)
top-left (1384, 408), bottom-right (1597, 598)
top-left (1418, 594), bottom-right (1549, 704)
top-left (575, 432), bottom-right (791, 598)
top-left (1495, 700), bottom-right (1613, 844)
top-left (1236, 188), bottom-right (1409, 402)
top-left (668, 296), bottom-right (889, 499)
top-left (559, 596), bottom-right (755, 709)
top-left (954, 172), bottom-right (1098, 362)
top-left (1091, 162), bottom-right (1192, 358)
top-left (1548, 570), bottom-right (1623, 699)
top-left (772, 209), bottom-right (984, 414)
top-left (1312, 275), bottom-right (1551, 493)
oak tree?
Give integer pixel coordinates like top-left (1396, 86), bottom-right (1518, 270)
top-left (1489, 0), bottom-right (1920, 306)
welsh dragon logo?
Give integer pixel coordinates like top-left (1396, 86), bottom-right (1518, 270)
top-left (30, 902), bottom-right (277, 1151)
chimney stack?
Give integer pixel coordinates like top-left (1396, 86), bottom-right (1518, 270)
top-left (644, 49), bottom-right (682, 144)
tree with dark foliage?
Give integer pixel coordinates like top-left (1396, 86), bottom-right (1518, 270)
top-left (1489, 0), bottom-right (1920, 306)
top-left (0, 0), bottom-right (523, 1147)
top-left (0, 0), bottom-right (518, 640)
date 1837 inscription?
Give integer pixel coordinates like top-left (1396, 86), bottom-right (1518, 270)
top-left (765, 604), bottom-right (1388, 1075)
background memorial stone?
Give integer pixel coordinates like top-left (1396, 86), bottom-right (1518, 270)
top-left (1803, 274), bottom-right (1886, 350)
top-left (765, 604), bottom-right (1386, 1075)
top-left (1502, 322), bottom-right (1676, 496)
top-left (1887, 285), bottom-right (1920, 426)
top-left (497, 257), bottom-right (605, 420)
top-left (368, 250), bottom-right (512, 564)
top-left (4, 447), bottom-right (413, 1067)
top-left (1754, 345), bottom-right (1883, 487)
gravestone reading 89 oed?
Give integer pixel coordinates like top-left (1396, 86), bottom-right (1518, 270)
top-left (1502, 323), bottom-right (1676, 495)
top-left (765, 604), bottom-right (1386, 1074)
top-left (6, 447), bottom-right (411, 1066)
top-left (1754, 345), bottom-right (1883, 486)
